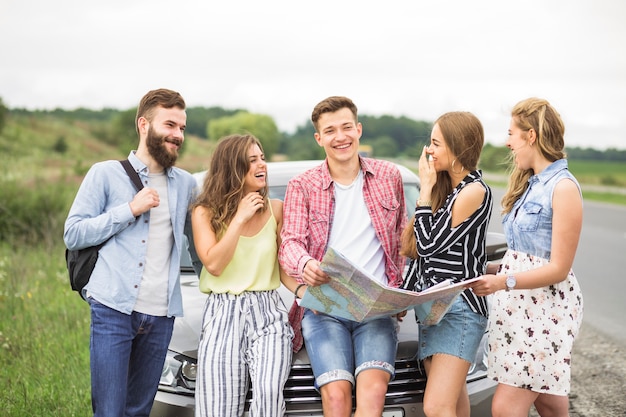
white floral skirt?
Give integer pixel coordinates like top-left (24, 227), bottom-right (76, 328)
top-left (488, 249), bottom-right (583, 395)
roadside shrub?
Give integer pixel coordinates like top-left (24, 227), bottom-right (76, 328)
top-left (0, 178), bottom-right (75, 248)
top-left (600, 175), bottom-right (622, 187)
top-left (52, 136), bottom-right (68, 154)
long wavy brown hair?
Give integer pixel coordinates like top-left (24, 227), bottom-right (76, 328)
top-left (400, 111), bottom-right (484, 259)
top-left (192, 134), bottom-right (269, 238)
top-left (501, 98), bottom-right (566, 214)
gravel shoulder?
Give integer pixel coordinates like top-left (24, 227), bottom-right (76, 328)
top-left (530, 322), bottom-right (626, 417)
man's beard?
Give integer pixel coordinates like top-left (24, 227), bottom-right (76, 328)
top-left (146, 126), bottom-right (182, 169)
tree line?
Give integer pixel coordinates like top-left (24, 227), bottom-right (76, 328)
top-left (3, 101), bottom-right (625, 167)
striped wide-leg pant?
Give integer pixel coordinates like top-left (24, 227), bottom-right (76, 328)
top-left (195, 290), bottom-right (294, 417)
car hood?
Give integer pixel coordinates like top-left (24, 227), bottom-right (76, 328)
top-left (169, 272), bottom-right (421, 363)
top-left (170, 233), bottom-right (507, 364)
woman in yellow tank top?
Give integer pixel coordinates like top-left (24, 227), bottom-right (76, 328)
top-left (191, 134), bottom-right (298, 417)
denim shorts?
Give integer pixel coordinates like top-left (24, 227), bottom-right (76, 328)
top-left (301, 309), bottom-right (398, 389)
top-left (416, 296), bottom-right (487, 363)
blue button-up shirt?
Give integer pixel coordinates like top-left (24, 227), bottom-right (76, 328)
top-left (63, 151), bottom-right (197, 317)
top-left (502, 159), bottom-right (581, 260)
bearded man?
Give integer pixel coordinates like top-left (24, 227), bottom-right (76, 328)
top-left (64, 89), bottom-right (197, 417)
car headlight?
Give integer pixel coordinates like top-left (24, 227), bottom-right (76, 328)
top-left (158, 350), bottom-right (197, 395)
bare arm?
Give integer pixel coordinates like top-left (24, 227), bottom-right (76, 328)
top-left (273, 199), bottom-right (310, 298)
top-left (450, 182), bottom-right (486, 228)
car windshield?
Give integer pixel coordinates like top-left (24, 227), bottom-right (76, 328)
top-left (403, 183), bottom-right (420, 219)
top-left (269, 186), bottom-right (288, 200)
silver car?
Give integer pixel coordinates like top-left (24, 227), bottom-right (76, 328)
top-left (150, 160), bottom-right (507, 417)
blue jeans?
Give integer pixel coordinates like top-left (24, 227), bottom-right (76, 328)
top-left (89, 297), bottom-right (174, 417)
top-left (417, 296), bottom-right (487, 363)
top-left (301, 310), bottom-right (398, 389)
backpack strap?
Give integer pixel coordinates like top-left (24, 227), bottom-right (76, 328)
top-left (119, 159), bottom-right (144, 191)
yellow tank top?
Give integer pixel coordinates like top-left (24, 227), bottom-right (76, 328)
top-left (199, 203), bottom-right (280, 294)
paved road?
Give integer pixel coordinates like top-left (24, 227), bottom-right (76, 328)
top-left (572, 200), bottom-right (626, 345)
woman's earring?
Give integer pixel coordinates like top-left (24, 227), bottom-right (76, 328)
top-left (451, 159), bottom-right (465, 174)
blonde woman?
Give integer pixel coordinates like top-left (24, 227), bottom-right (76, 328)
top-left (469, 98), bottom-right (584, 417)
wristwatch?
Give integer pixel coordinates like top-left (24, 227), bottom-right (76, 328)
top-left (505, 275), bottom-right (517, 292)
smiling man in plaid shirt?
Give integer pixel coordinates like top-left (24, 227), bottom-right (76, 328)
top-left (279, 96), bottom-right (407, 417)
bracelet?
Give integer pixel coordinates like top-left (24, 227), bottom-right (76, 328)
top-left (294, 283), bottom-right (307, 299)
top-left (417, 199), bottom-right (432, 207)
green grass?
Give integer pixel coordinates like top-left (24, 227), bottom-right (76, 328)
top-left (0, 243), bottom-right (92, 416)
top-left (0, 170), bottom-right (93, 416)
top-left (581, 190), bottom-right (626, 206)
top-left (487, 181), bottom-right (626, 206)
top-left (568, 160), bottom-right (626, 187)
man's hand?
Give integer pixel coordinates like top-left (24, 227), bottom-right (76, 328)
top-left (302, 259), bottom-right (330, 286)
top-left (129, 187), bottom-right (160, 216)
top-left (395, 310), bottom-right (408, 322)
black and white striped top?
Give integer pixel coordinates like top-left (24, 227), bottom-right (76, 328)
top-left (402, 170), bottom-right (493, 317)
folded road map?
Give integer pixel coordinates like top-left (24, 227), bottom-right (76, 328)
top-left (300, 247), bottom-right (480, 324)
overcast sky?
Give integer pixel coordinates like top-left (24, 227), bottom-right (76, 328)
top-left (1, 0), bottom-right (624, 149)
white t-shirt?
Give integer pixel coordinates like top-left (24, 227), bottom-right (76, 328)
top-left (328, 171), bottom-right (387, 286)
top-left (134, 172), bottom-right (172, 316)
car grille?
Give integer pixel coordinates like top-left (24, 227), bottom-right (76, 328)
top-left (245, 357), bottom-right (425, 411)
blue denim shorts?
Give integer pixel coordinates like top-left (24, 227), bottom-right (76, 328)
top-left (301, 310), bottom-right (398, 389)
top-left (416, 296), bottom-right (487, 363)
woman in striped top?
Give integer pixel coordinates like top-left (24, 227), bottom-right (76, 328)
top-left (401, 111), bottom-right (493, 417)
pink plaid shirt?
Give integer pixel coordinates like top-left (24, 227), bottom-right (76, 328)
top-left (279, 157), bottom-right (407, 352)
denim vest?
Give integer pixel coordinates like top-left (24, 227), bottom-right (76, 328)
top-left (502, 159), bottom-right (580, 260)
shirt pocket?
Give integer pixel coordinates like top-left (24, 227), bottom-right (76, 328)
top-left (309, 209), bottom-right (329, 240)
top-left (380, 196), bottom-right (401, 228)
top-left (515, 201), bottom-right (542, 232)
